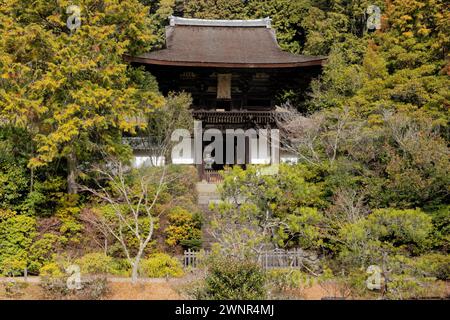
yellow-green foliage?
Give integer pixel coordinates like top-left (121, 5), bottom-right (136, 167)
top-left (23, 176), bottom-right (67, 217)
top-left (39, 262), bottom-right (64, 278)
top-left (277, 207), bottom-right (324, 249)
top-left (0, 0), bottom-right (164, 173)
top-left (73, 252), bottom-right (130, 276)
top-left (139, 253), bottom-right (184, 278)
top-left (364, 208), bottom-right (433, 246)
top-left (55, 194), bottom-right (83, 243)
top-left (0, 215), bottom-right (37, 275)
top-left (28, 233), bottom-right (63, 274)
top-left (75, 252), bottom-right (114, 275)
top-left (338, 208), bottom-right (434, 267)
top-left (164, 206), bottom-right (201, 247)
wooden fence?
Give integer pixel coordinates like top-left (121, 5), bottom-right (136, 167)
top-left (183, 249), bottom-right (208, 268)
top-left (183, 248), bottom-right (314, 270)
top-left (204, 170), bottom-right (224, 184)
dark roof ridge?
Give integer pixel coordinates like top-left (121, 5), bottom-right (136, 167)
top-left (169, 16), bottom-right (272, 28)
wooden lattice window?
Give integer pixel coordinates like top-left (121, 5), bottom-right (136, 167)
top-left (180, 72), bottom-right (196, 80)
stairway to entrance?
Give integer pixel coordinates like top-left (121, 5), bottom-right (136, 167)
top-left (196, 182), bottom-right (221, 249)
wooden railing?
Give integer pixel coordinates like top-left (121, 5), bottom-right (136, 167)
top-left (192, 110), bottom-right (278, 124)
top-left (122, 136), bottom-right (161, 152)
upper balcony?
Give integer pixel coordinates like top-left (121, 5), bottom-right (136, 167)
top-left (192, 110), bottom-right (279, 125)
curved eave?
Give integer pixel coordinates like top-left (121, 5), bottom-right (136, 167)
top-left (124, 55), bottom-right (327, 68)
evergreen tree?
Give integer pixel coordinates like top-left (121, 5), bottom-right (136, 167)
top-left (0, 0), bottom-right (164, 193)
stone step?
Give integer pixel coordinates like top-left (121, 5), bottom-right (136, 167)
top-left (196, 182), bottom-right (218, 194)
top-left (198, 196), bottom-right (221, 205)
top-left (196, 182), bottom-right (221, 249)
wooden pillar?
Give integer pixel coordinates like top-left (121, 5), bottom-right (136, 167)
top-left (197, 162), bottom-right (204, 181)
top-left (245, 136), bottom-right (249, 169)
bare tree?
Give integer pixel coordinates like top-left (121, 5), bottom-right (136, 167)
top-left (79, 159), bottom-right (167, 283)
top-left (80, 209), bottom-right (112, 255)
top-left (275, 104), bottom-right (359, 165)
top-left (326, 187), bottom-right (369, 227)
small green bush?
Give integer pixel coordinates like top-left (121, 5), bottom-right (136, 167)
top-left (414, 253), bottom-right (450, 280)
top-left (204, 258), bottom-right (267, 300)
top-left (386, 275), bottom-right (447, 300)
top-left (180, 239), bottom-right (202, 250)
top-left (56, 194), bottom-right (83, 243)
top-left (109, 258), bottom-right (131, 276)
top-left (22, 177), bottom-right (68, 217)
top-left (29, 233), bottom-right (63, 274)
top-left (39, 262), bottom-right (64, 278)
top-left (75, 253), bottom-right (114, 275)
top-left (0, 163), bottom-right (28, 211)
top-left (164, 206), bottom-right (202, 248)
top-left (139, 253), bottom-right (184, 278)
top-left (267, 268), bottom-right (315, 291)
top-left (0, 215), bottom-right (37, 276)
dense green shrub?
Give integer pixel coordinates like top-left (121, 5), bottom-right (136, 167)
top-left (164, 206), bottom-right (202, 248)
top-left (180, 239), bottom-right (202, 250)
top-left (108, 258), bottom-right (132, 277)
top-left (365, 209), bottom-right (433, 247)
top-left (386, 275), bottom-right (447, 300)
top-left (73, 253), bottom-right (129, 276)
top-left (75, 253), bottom-right (114, 275)
top-left (338, 208), bottom-right (434, 267)
top-left (55, 194), bottom-right (83, 243)
top-left (139, 253), bottom-right (184, 278)
top-left (28, 233), bottom-right (63, 274)
top-left (0, 215), bottom-right (37, 275)
top-left (204, 258), bottom-right (267, 300)
top-left (0, 164), bottom-right (28, 211)
top-left (21, 177), bottom-right (68, 217)
top-left (428, 205), bottom-right (450, 251)
top-left (39, 262), bottom-right (64, 278)
top-left (414, 253), bottom-right (450, 280)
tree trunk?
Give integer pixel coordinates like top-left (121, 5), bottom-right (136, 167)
top-left (103, 237), bottom-right (108, 255)
top-left (30, 166), bottom-right (34, 193)
top-left (67, 152), bottom-right (78, 194)
top-left (131, 252), bottom-right (143, 283)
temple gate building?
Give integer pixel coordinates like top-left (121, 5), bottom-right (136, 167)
top-left (126, 16), bottom-right (326, 182)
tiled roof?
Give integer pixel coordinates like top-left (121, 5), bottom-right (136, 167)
top-left (126, 16), bottom-right (326, 68)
